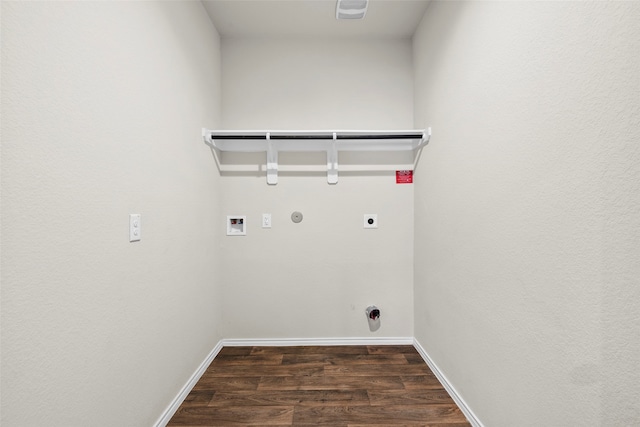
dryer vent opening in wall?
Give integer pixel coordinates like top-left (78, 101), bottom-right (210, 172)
top-left (366, 305), bottom-right (380, 332)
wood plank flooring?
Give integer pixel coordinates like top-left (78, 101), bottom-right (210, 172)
top-left (168, 345), bottom-right (470, 426)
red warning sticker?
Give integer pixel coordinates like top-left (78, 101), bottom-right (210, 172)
top-left (396, 170), bottom-right (413, 184)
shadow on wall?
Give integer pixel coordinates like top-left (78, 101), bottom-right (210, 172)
top-left (412, 1), bottom-right (469, 124)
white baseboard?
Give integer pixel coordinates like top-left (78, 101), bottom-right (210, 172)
top-left (153, 340), bottom-right (224, 427)
top-left (222, 336), bottom-right (414, 347)
top-left (413, 338), bottom-right (484, 427)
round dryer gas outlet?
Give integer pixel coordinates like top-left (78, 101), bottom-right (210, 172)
top-left (291, 211), bottom-right (303, 223)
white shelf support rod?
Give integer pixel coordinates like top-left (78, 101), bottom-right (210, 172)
top-left (327, 133), bottom-right (338, 184)
top-left (266, 133), bottom-right (278, 185)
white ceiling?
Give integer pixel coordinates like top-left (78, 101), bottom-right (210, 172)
top-left (202, 0), bottom-right (431, 39)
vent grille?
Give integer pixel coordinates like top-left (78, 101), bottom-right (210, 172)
top-left (336, 0), bottom-right (368, 20)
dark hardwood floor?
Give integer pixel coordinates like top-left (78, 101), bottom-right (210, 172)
top-left (168, 345), bottom-right (471, 426)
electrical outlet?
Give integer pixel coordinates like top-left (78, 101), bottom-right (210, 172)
top-left (129, 214), bottom-right (141, 242)
top-left (364, 214), bottom-right (378, 229)
top-left (262, 213), bottom-right (272, 228)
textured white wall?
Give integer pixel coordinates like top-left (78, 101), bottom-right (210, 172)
top-left (219, 38), bottom-right (415, 339)
top-left (1, 2), bottom-right (222, 426)
top-left (413, 2), bottom-right (640, 426)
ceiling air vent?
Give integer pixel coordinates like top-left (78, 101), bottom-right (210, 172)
top-left (336, 0), bottom-right (369, 20)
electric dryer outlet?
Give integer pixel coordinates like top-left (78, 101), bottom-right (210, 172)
top-left (363, 214), bottom-right (378, 229)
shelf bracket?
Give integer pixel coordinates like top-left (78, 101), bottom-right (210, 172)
top-left (327, 133), bottom-right (338, 184)
top-left (266, 133), bottom-right (278, 185)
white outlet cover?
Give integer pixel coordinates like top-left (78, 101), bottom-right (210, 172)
top-left (262, 213), bottom-right (272, 228)
top-left (364, 214), bottom-right (378, 229)
top-left (129, 214), bottom-right (141, 242)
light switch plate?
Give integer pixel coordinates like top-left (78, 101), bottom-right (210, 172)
top-left (129, 214), bottom-right (141, 242)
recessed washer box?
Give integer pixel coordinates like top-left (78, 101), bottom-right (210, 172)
top-left (227, 216), bottom-right (246, 236)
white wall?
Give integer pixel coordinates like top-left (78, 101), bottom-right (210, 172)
top-left (1, 2), bottom-right (222, 426)
top-left (413, 2), bottom-right (640, 426)
top-left (219, 38), bottom-right (415, 339)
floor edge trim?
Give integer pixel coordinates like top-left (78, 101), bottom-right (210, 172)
top-left (413, 338), bottom-right (485, 427)
top-left (222, 336), bottom-right (414, 347)
top-left (153, 340), bottom-right (224, 427)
